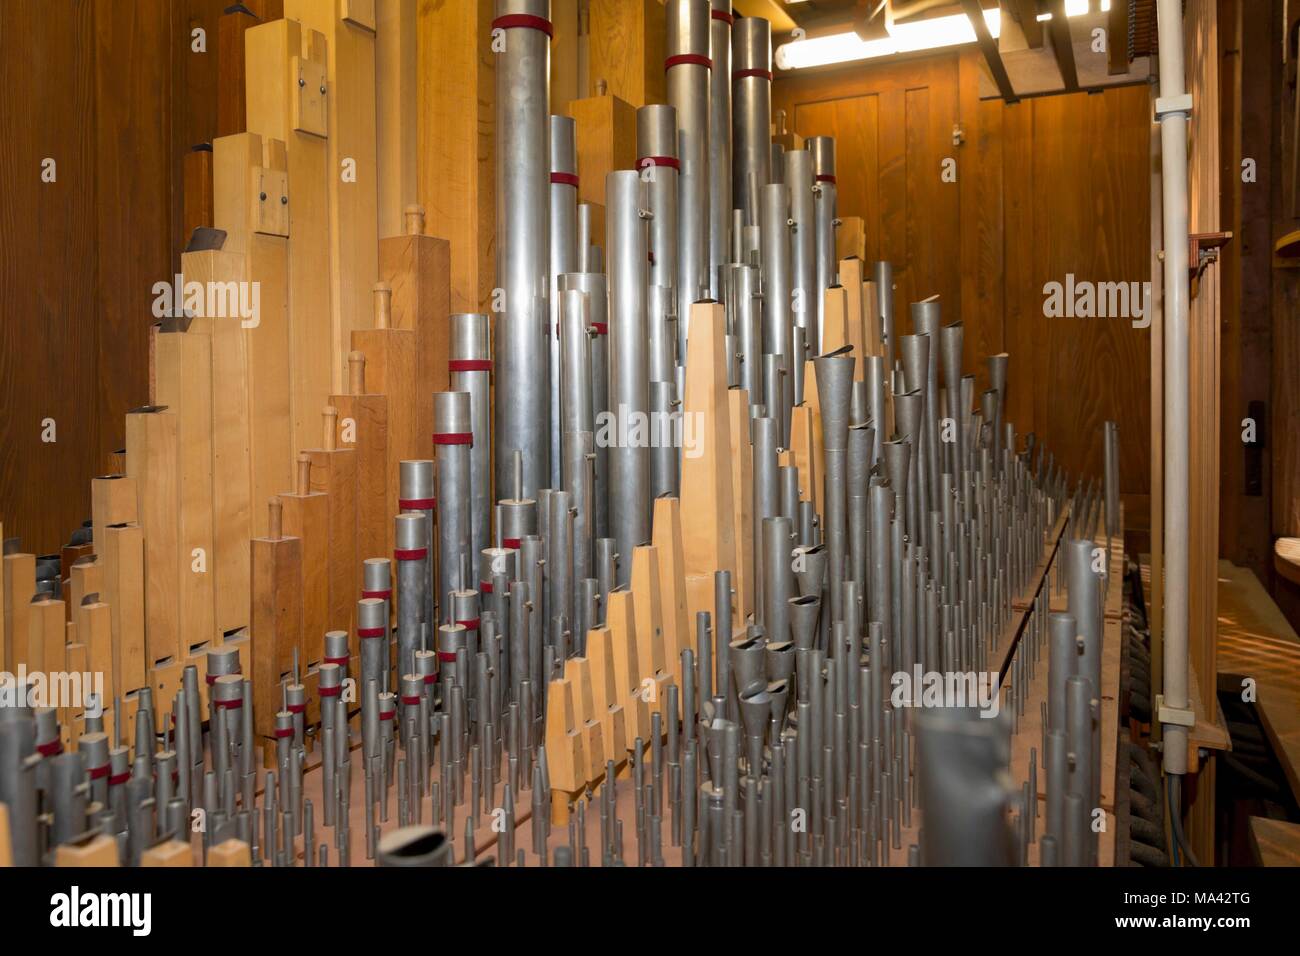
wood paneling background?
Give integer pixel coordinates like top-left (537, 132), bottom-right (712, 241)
top-left (1, 0), bottom-right (226, 557)
top-left (775, 51), bottom-right (1153, 512)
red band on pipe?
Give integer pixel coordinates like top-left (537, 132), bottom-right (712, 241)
top-left (358, 626), bottom-right (386, 638)
top-left (457, 618), bottom-right (481, 631)
top-left (733, 68), bottom-right (773, 81)
top-left (205, 673), bottom-right (219, 685)
top-left (394, 547), bottom-right (428, 561)
top-left (665, 53), bottom-right (712, 70)
top-left (319, 685), bottom-right (341, 697)
top-left (325, 655), bottom-right (350, 666)
top-left (492, 13), bottom-right (553, 38)
top-left (37, 740), bottom-right (62, 757)
top-left (449, 359), bottom-right (492, 373)
top-left (712, 9), bottom-right (734, 24)
top-left (361, 588), bottom-right (391, 600)
top-left (274, 728), bottom-right (293, 738)
top-left (379, 710), bottom-right (396, 721)
top-left (815, 174), bottom-right (837, 184)
top-left (433, 432), bottom-right (473, 446)
top-left (399, 497), bottom-right (436, 510)
top-left (502, 537), bottom-right (521, 549)
top-left (438, 651), bottom-right (458, 662)
top-left (109, 771), bottom-right (130, 786)
top-left (400, 695), bottom-right (422, 706)
top-left (638, 155), bottom-right (681, 171)
top-left (287, 703), bottom-right (305, 714)
top-left (479, 580), bottom-right (493, 594)
top-left (591, 322), bottom-right (608, 335)
top-left (216, 698), bottom-right (242, 709)
top-left (550, 171), bottom-right (579, 188)
top-left (423, 674), bottom-right (437, 684)
top-left (88, 764), bottom-right (111, 780)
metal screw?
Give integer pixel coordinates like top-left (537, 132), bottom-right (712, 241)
top-left (260, 192), bottom-right (267, 201)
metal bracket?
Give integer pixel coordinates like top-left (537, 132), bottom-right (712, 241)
top-left (1154, 92), bottom-right (1193, 119)
top-left (1155, 694), bottom-right (1196, 728)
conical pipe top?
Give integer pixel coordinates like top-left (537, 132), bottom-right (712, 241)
top-left (766, 640), bottom-right (796, 683)
top-left (767, 678), bottom-right (790, 736)
top-left (808, 136), bottom-right (835, 180)
top-left (729, 634), bottom-right (767, 700)
top-left (939, 321), bottom-right (964, 395)
top-left (847, 422), bottom-right (874, 491)
top-left (705, 716), bottom-right (733, 786)
top-left (987, 352), bottom-right (1009, 398)
top-left (910, 296), bottom-right (941, 336)
top-left (788, 594), bottom-right (821, 650)
top-left (898, 333), bottom-right (930, 397)
top-left (738, 683), bottom-right (772, 739)
top-left (883, 439), bottom-right (911, 502)
top-left (894, 388), bottom-right (922, 447)
top-left (376, 826), bottom-right (452, 867)
top-left (813, 351), bottom-right (855, 450)
top-left (792, 545), bottom-right (826, 598)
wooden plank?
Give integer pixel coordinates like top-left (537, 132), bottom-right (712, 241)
top-left (551, 0), bottom-right (581, 113)
top-left (285, 0), bottom-right (380, 396)
top-left (838, 259), bottom-right (866, 376)
top-left (378, 216), bottom-right (452, 461)
top-left (568, 93), bottom-right (638, 209)
top-left (605, 588), bottom-right (649, 747)
top-left (218, 5), bottom-right (259, 137)
top-left (588, 0), bottom-right (665, 109)
top-left (303, 408), bottom-right (359, 654)
top-left (154, 322), bottom-right (218, 660)
top-left (836, 216), bottom-right (866, 262)
top-left (91, 476), bottom-right (138, 564)
top-left (245, 17), bottom-right (336, 454)
top-left (212, 132), bottom-right (294, 538)
top-left (78, 599), bottom-right (113, 705)
top-left (375, 0), bottom-right (418, 239)
top-left (183, 249), bottom-right (252, 634)
top-left (728, 389), bottom-right (755, 626)
top-left (331, 352), bottom-right (389, 569)
top-left (183, 146), bottom-right (214, 241)
top-left (250, 498), bottom-right (303, 743)
top-left (28, 596), bottom-right (65, 675)
top-left (100, 524), bottom-right (146, 697)
top-left (416, 0), bottom-right (495, 314)
top-left (652, 497), bottom-right (690, 693)
top-left (630, 545), bottom-right (670, 716)
top-left (125, 407), bottom-right (182, 667)
top-left (3, 552), bottom-right (35, 673)
top-left (1250, 817), bottom-right (1300, 867)
top-left (584, 625), bottom-right (629, 767)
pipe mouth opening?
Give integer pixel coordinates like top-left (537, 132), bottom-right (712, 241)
top-left (391, 831), bottom-right (447, 858)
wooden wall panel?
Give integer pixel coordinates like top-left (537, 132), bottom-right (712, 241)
top-left (776, 51), bottom-right (1151, 500)
top-left (0, 1), bottom-right (100, 555)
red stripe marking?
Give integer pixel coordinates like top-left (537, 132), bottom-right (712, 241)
top-left (319, 685), bottom-right (342, 697)
top-left (492, 13), bottom-right (552, 38)
top-left (479, 580), bottom-right (493, 593)
top-left (399, 497), bottom-right (436, 510)
top-left (88, 764), bottom-right (110, 780)
top-left (274, 728), bottom-right (294, 738)
top-left (816, 174), bottom-right (837, 184)
top-left (449, 359), bottom-right (492, 373)
top-left (423, 674), bottom-right (436, 684)
top-left (550, 171), bottom-right (579, 188)
top-left (379, 710), bottom-right (396, 721)
top-left (712, 9), bottom-right (734, 24)
top-left (433, 432), bottom-right (473, 446)
top-left (638, 155), bottom-right (680, 171)
top-left (733, 68), bottom-right (773, 81)
top-left (665, 53), bottom-right (712, 70)
top-left (438, 651), bottom-right (458, 662)
top-left (502, 537), bottom-right (521, 549)
top-left (591, 322), bottom-right (608, 335)
top-left (358, 626), bottom-right (386, 638)
top-left (109, 771), bottom-right (130, 786)
top-left (324, 655), bottom-right (350, 666)
top-left (457, 618), bottom-right (481, 631)
top-left (361, 588), bottom-right (391, 600)
top-left (216, 699), bottom-right (242, 709)
top-left (400, 695), bottom-right (422, 706)
top-left (287, 703), bottom-right (305, 714)
top-left (394, 547), bottom-right (428, 561)
top-left (37, 740), bottom-right (62, 757)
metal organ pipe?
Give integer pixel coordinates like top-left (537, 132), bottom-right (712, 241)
top-left (731, 16), bottom-right (771, 229)
top-left (810, 136), bottom-right (837, 355)
top-left (549, 114), bottom-right (579, 490)
top-left (708, 0), bottom-right (733, 297)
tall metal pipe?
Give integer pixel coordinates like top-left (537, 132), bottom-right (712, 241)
top-left (493, 0), bottom-right (551, 500)
top-left (638, 105), bottom-right (680, 303)
top-left (559, 272), bottom-right (610, 540)
top-left (912, 300), bottom-right (943, 506)
top-left (450, 314), bottom-right (493, 565)
top-left (400, 459), bottom-right (437, 628)
top-left (751, 416), bottom-right (780, 625)
top-left (760, 182), bottom-right (793, 442)
top-left (785, 149), bottom-right (816, 357)
top-left (394, 513), bottom-right (429, 678)
top-left (1103, 421), bottom-right (1120, 537)
top-left (939, 322), bottom-right (964, 476)
top-left (810, 136), bottom-right (837, 354)
top-left (708, 0), bottom-right (733, 296)
top-left (814, 351), bottom-right (854, 623)
top-left (731, 16), bottom-right (771, 228)
top-left (434, 392), bottom-right (473, 609)
top-left (762, 516), bottom-right (795, 645)
top-left (606, 171), bottom-right (651, 581)
top-left (666, 0), bottom-right (712, 358)
top-left (549, 114), bottom-right (579, 490)
top-left (872, 262), bottom-right (895, 385)
top-left (578, 203), bottom-right (601, 273)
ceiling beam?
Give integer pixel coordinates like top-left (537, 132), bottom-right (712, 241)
top-left (962, 0), bottom-right (1018, 101)
top-left (1004, 0), bottom-right (1044, 48)
top-left (1048, 0), bottom-right (1079, 91)
top-left (1107, 0), bottom-right (1130, 74)
top-left (732, 0), bottom-right (799, 34)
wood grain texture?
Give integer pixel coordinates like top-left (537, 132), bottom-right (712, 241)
top-left (375, 0), bottom-right (418, 239)
top-left (568, 93), bottom-right (638, 210)
top-left (416, 0), bottom-right (495, 314)
top-left (588, 0), bottom-right (665, 109)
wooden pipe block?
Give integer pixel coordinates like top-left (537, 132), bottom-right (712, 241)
top-left (91, 476), bottom-right (138, 560)
top-left (77, 601), bottom-right (113, 707)
top-left (862, 279), bottom-right (882, 356)
top-left (583, 626), bottom-right (628, 769)
top-left (836, 215), bottom-right (865, 262)
top-left (822, 286), bottom-right (851, 355)
top-left (183, 248), bottom-right (253, 636)
top-left (28, 596), bottom-right (66, 678)
top-left (605, 589), bottom-right (648, 750)
top-left (544, 676), bottom-right (586, 795)
top-left (54, 832), bottom-right (120, 867)
top-left (99, 524), bottom-right (146, 697)
top-left (0, 803), bottom-right (10, 867)
top-left (728, 389), bottom-right (755, 625)
top-left (652, 497), bottom-right (689, 693)
top-left (150, 660), bottom-right (184, 722)
top-left (379, 222), bottom-right (451, 465)
top-left (568, 92), bottom-right (637, 208)
top-left (63, 641), bottom-right (87, 726)
top-left (141, 839), bottom-right (194, 867)
top-left (679, 303), bottom-right (736, 621)
top-left (68, 559), bottom-right (103, 618)
top-left (212, 133), bottom-right (293, 539)
top-left (250, 500), bottom-right (304, 742)
top-left (3, 551), bottom-right (35, 672)
top-left (838, 259), bottom-right (866, 376)
top-left (207, 839), bottom-right (253, 866)
top-left (331, 352), bottom-right (389, 569)
top-left (125, 407), bottom-right (183, 667)
top-left (303, 408), bottom-right (358, 653)
top-left (629, 545), bottom-right (670, 716)
top-left (563, 656), bottom-right (604, 786)
top-left (278, 455), bottom-right (330, 670)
